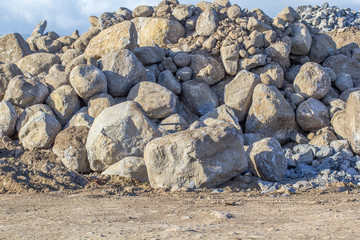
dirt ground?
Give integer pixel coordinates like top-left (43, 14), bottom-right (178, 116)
top-left (0, 189), bottom-right (360, 240)
top-left (327, 26), bottom-right (360, 48)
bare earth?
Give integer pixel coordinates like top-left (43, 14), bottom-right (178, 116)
top-left (1, 189), bottom-right (360, 240)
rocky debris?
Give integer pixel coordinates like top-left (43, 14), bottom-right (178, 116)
top-left (102, 156), bottom-right (149, 183)
top-left (0, 33), bottom-right (31, 63)
top-left (53, 126), bottom-right (90, 173)
top-left (144, 123), bottom-right (247, 188)
top-left (86, 101), bottom-right (161, 172)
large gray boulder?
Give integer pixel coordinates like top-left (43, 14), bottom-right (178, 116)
top-left (247, 138), bottom-right (287, 182)
top-left (3, 75), bottom-right (49, 108)
top-left (16, 53), bottom-right (60, 76)
top-left (309, 33), bottom-right (337, 63)
top-left (323, 54), bottom-right (360, 80)
top-left (101, 49), bottom-right (147, 97)
top-left (45, 64), bottom-right (69, 92)
top-left (265, 41), bottom-right (291, 68)
top-left (127, 82), bottom-right (177, 119)
top-left (19, 111), bottom-right (61, 150)
top-left (224, 70), bottom-right (261, 122)
top-left (252, 64), bottom-right (284, 89)
top-left (293, 62), bottom-right (331, 99)
top-left (132, 46), bottom-right (166, 66)
top-left (144, 123), bottom-right (247, 188)
top-left (0, 33), bottom-right (31, 63)
top-left (296, 98), bottom-right (330, 132)
top-left (0, 101), bottom-right (17, 137)
top-left (86, 101), bottom-right (162, 172)
top-left (220, 44), bottom-right (240, 75)
top-left (181, 80), bottom-right (219, 116)
top-left (290, 22), bottom-right (312, 55)
top-left (245, 84), bottom-right (297, 143)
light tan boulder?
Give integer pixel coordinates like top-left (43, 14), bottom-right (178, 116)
top-left (16, 104), bottom-right (55, 132)
top-left (16, 53), bottom-right (60, 76)
top-left (245, 84), bottom-right (297, 143)
top-left (220, 44), bottom-right (240, 75)
top-left (253, 64), bottom-right (284, 89)
top-left (88, 93), bottom-right (115, 118)
top-left (45, 64), bottom-right (69, 92)
top-left (189, 54), bottom-right (225, 85)
top-left (224, 70), bottom-right (261, 122)
top-left (84, 21), bottom-right (137, 59)
top-left (86, 101), bottom-right (162, 172)
top-left (144, 123), bottom-right (247, 188)
top-left (72, 28), bottom-right (101, 52)
top-left (127, 82), bottom-right (177, 119)
top-left (0, 101), bottom-right (17, 137)
top-left (160, 114), bottom-right (189, 133)
top-left (0, 33), bottom-right (31, 63)
top-left (265, 41), bottom-right (291, 68)
top-left (196, 8), bottom-right (219, 37)
top-left (199, 104), bottom-right (241, 130)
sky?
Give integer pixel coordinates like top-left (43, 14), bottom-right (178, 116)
top-left (0, 0), bottom-right (359, 36)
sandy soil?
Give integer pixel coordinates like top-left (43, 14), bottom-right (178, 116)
top-left (327, 26), bottom-right (360, 48)
top-left (1, 188), bottom-right (360, 240)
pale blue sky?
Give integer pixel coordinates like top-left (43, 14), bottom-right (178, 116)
top-left (0, 0), bottom-right (359, 36)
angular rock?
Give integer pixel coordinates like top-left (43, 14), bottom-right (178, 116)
top-left (199, 104), bottom-right (241, 130)
top-left (86, 101), bottom-right (162, 172)
top-left (276, 6), bottom-right (300, 22)
top-left (172, 5), bottom-right (194, 22)
top-left (290, 22), bottom-right (312, 55)
top-left (220, 44), bottom-right (239, 75)
top-left (53, 126), bottom-right (91, 173)
top-left (0, 33), bottom-right (31, 63)
top-left (189, 54), bottom-right (225, 85)
top-left (0, 101), bottom-right (17, 137)
top-left (293, 62), bottom-right (331, 99)
top-left (245, 84), bottom-right (297, 143)
top-left (128, 82), bottom-right (177, 119)
top-left (247, 17), bottom-right (272, 32)
top-left (69, 64), bottom-right (107, 100)
top-left (101, 49), bottom-right (146, 97)
top-left (88, 93), bottom-right (115, 118)
top-left (181, 80), bottom-right (219, 116)
top-left (227, 4), bottom-right (241, 19)
top-left (296, 98), bottom-right (330, 132)
top-left (102, 156), bottom-right (149, 183)
top-left (323, 54), bottom-right (360, 80)
top-left (247, 138), bottom-right (287, 182)
top-left (309, 33), bottom-right (337, 63)
top-left (240, 54), bottom-right (267, 71)
top-left (132, 5), bottom-right (154, 17)
top-left (265, 41), bottom-right (291, 68)
top-left (19, 111), bottom-right (61, 150)
top-left (16, 104), bottom-right (55, 132)
top-left (133, 46), bottom-right (166, 66)
top-left (73, 28), bottom-right (101, 52)
top-left (224, 70), bottom-right (261, 122)
top-left (196, 8), bottom-right (219, 37)
top-left (66, 112), bottom-right (94, 129)
top-left (253, 63), bottom-right (284, 89)
top-left (45, 85), bottom-right (80, 125)
top-left (160, 113), bottom-right (189, 133)
top-left (84, 21), bottom-right (137, 59)
top-left (16, 53), bottom-right (60, 76)
top-left (45, 64), bottom-right (68, 92)
top-left (158, 70), bottom-right (181, 95)
top-left (144, 123), bottom-right (247, 188)
top-left (4, 75), bottom-right (49, 108)
top-left (99, 12), bottom-right (124, 30)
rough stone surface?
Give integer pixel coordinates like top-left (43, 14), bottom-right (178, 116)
top-left (18, 111), bottom-right (61, 150)
top-left (224, 70), bottom-right (261, 122)
top-left (85, 21), bottom-right (137, 59)
top-left (189, 54), bottom-right (225, 85)
top-left (199, 105), bottom-right (241, 130)
top-left (160, 114), bottom-right (189, 133)
top-left (245, 84), bottom-right (297, 143)
top-left (290, 22), bottom-right (312, 55)
top-left (86, 101), bottom-right (162, 172)
top-left (158, 70), bottom-right (181, 95)
top-left (253, 64), bottom-right (284, 89)
top-left (0, 101), bottom-right (17, 137)
top-left (309, 34), bottom-right (337, 63)
top-left (323, 54), bottom-right (360, 80)
top-left (196, 8), bottom-right (219, 37)
top-left (296, 98), bottom-right (330, 132)
top-left (293, 62), bottom-right (331, 99)
top-left (16, 53), bottom-right (60, 76)
top-left (127, 82), bottom-right (177, 119)
top-left (101, 156), bottom-right (149, 183)
top-left (45, 64), bottom-right (68, 92)
top-left (0, 33), bottom-right (31, 63)
top-left (53, 126), bottom-right (91, 173)
top-left (73, 28), bottom-right (101, 52)
top-left (144, 123), bottom-right (247, 188)
top-left (133, 46), bottom-right (166, 66)
top-left (265, 42), bottom-right (291, 68)
top-left (69, 64), bottom-right (107, 100)
top-left (248, 138), bottom-right (287, 182)
top-left (16, 104), bottom-right (55, 132)
top-left (181, 80), bottom-right (219, 116)
top-left (101, 49), bottom-right (147, 97)
top-left (220, 44), bottom-right (239, 75)
top-left (87, 93), bottom-right (115, 119)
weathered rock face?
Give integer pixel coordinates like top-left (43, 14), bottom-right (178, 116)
top-left (189, 54), bottom-right (225, 85)
top-left (53, 126), bottom-right (90, 173)
top-left (290, 22), bottom-right (312, 55)
top-left (101, 49), bottom-right (146, 97)
top-left (160, 113), bottom-right (189, 133)
top-left (265, 41), bottom-right (291, 68)
top-left (86, 101), bottom-right (162, 172)
top-left (158, 70), bottom-right (182, 95)
top-left (88, 93), bottom-right (115, 118)
top-left (73, 28), bottom-right (101, 52)
top-left (252, 64), bottom-right (284, 89)
top-left (45, 64), bottom-right (68, 92)
top-left (45, 85), bottom-right (80, 125)
top-left (309, 33), bottom-right (337, 63)
top-left (133, 17), bottom-right (185, 47)
top-left (276, 6), bottom-right (300, 22)
top-left (132, 5), bottom-right (154, 18)
top-left (144, 123), bottom-right (247, 188)
top-left (196, 8), bottom-right (219, 37)
top-left (245, 84), bottom-right (297, 143)
top-left (247, 138), bottom-right (287, 182)
top-left (101, 156), bottom-right (149, 183)
top-left (4, 76), bottom-right (49, 108)
top-left (199, 105), bottom-right (241, 130)
top-left (127, 82), bottom-right (177, 119)
top-left (293, 62), bottom-right (331, 99)
top-left (0, 101), bottom-right (17, 137)
top-left (181, 80), bottom-right (219, 116)
top-left (323, 54), bottom-right (360, 79)
top-left (84, 21), bottom-right (137, 59)
top-left (220, 44), bottom-right (239, 75)
top-left (16, 53), bottom-right (60, 76)
top-left (69, 64), bottom-right (107, 100)
top-left (66, 112), bottom-right (94, 129)
top-left (296, 98), bottom-right (330, 132)
top-left (16, 104), bottom-right (55, 132)
top-left (133, 46), bottom-right (166, 66)
top-left (344, 91), bottom-right (360, 154)
top-left (0, 33), bottom-right (31, 63)
top-left (224, 70), bottom-right (261, 122)
top-left (19, 111), bottom-right (61, 150)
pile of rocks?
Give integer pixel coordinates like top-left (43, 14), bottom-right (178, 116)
top-left (0, 0), bottom-right (360, 192)
top-left (296, 2), bottom-right (360, 32)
